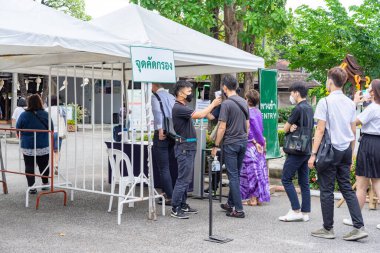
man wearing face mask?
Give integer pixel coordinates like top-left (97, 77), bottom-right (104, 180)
top-left (171, 80), bottom-right (221, 219)
top-left (279, 81), bottom-right (314, 222)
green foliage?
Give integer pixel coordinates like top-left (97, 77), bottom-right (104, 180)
top-left (282, 0), bottom-right (380, 83)
top-left (278, 106), bottom-right (294, 123)
top-left (67, 119), bottom-right (75, 126)
top-left (277, 129), bottom-right (285, 147)
top-left (40, 0), bottom-right (91, 21)
top-left (308, 85), bottom-right (329, 102)
top-left (68, 103), bottom-right (86, 123)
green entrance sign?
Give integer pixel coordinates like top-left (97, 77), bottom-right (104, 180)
top-left (260, 69), bottom-right (281, 159)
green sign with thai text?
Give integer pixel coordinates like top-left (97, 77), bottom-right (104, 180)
top-left (260, 69), bottom-right (281, 159)
top-left (130, 46), bottom-right (176, 83)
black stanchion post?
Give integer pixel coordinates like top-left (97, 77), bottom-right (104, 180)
top-left (205, 152), bottom-right (233, 244)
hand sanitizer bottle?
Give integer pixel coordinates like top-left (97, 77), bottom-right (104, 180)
top-left (212, 156), bottom-right (220, 172)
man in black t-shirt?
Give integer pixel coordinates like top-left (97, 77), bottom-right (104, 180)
top-left (170, 80), bottom-right (221, 219)
top-left (279, 81), bottom-right (314, 222)
top-left (211, 74), bottom-right (249, 218)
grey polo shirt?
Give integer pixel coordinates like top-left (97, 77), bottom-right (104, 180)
top-left (151, 88), bottom-right (175, 130)
top-left (314, 90), bottom-right (356, 151)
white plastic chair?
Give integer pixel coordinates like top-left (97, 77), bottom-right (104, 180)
top-left (107, 148), bottom-right (140, 213)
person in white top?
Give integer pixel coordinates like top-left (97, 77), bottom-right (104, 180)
top-left (45, 95), bottom-right (66, 174)
top-left (308, 67), bottom-right (368, 241)
top-left (342, 80), bottom-right (380, 230)
top-left (12, 97), bottom-right (27, 126)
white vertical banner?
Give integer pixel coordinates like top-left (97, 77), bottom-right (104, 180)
top-left (130, 46), bottom-right (176, 83)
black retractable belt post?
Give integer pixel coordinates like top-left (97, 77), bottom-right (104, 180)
top-left (205, 153), bottom-right (232, 244)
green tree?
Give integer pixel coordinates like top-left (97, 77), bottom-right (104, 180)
top-left (283, 0), bottom-right (380, 83)
top-left (38, 0), bottom-right (91, 21)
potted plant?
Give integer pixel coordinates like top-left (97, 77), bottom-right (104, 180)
top-left (67, 119), bottom-right (76, 132)
top-left (66, 104), bottom-right (86, 132)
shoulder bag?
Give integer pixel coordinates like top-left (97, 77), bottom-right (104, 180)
top-left (153, 92), bottom-right (177, 140)
top-left (283, 105), bottom-right (313, 155)
top-left (211, 97), bottom-right (249, 142)
top-left (315, 98), bottom-right (335, 172)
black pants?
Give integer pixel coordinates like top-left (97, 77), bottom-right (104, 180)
top-left (318, 146), bottom-right (364, 230)
top-left (153, 133), bottom-right (176, 199)
top-left (24, 154), bottom-right (50, 187)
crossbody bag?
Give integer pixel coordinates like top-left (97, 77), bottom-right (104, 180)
top-left (315, 98), bottom-right (335, 172)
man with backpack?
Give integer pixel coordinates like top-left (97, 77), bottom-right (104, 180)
top-left (211, 74), bottom-right (249, 218)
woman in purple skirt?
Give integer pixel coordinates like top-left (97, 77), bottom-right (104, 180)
top-left (240, 90), bottom-right (270, 206)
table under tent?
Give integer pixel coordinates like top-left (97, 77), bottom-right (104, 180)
top-left (1, 1), bottom-right (264, 225)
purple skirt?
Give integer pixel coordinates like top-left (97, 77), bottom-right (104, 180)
top-left (240, 143), bottom-right (270, 202)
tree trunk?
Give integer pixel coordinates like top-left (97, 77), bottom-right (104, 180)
top-left (243, 36), bottom-right (256, 92)
top-left (18, 73), bottom-right (27, 98)
top-left (41, 75), bottom-right (49, 104)
top-left (224, 4), bottom-right (239, 47)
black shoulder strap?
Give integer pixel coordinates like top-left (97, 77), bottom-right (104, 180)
top-left (153, 92), bottom-right (166, 118)
top-left (32, 111), bottom-right (49, 130)
top-left (229, 97), bottom-right (249, 120)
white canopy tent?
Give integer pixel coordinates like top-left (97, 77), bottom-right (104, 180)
top-left (5, 3), bottom-right (264, 78)
top-left (0, 0), bottom-right (134, 70)
top-left (90, 4), bottom-right (264, 77)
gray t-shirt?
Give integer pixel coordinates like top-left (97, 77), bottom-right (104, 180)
top-left (218, 95), bottom-right (248, 145)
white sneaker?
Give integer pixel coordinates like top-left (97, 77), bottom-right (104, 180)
top-left (303, 214), bottom-right (310, 222)
top-left (377, 224), bottom-right (380, 230)
top-left (343, 218), bottom-right (353, 226)
top-left (279, 210), bottom-right (304, 222)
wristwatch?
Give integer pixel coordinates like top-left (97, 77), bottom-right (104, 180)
top-left (311, 152), bottom-right (317, 156)
top-left (214, 144), bottom-right (220, 148)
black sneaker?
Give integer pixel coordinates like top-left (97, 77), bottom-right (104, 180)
top-left (181, 204), bottom-right (198, 214)
top-left (226, 210), bottom-right (245, 218)
top-left (220, 203), bottom-right (233, 212)
top-left (171, 207), bottom-right (189, 219)
top-left (29, 189), bottom-right (37, 195)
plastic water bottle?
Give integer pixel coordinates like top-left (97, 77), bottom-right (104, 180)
top-left (211, 156), bottom-right (220, 172)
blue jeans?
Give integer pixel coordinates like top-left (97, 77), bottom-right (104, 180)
top-left (53, 132), bottom-right (62, 151)
top-left (153, 134), bottom-right (175, 199)
top-left (171, 147), bottom-right (196, 208)
top-left (281, 154), bottom-right (311, 212)
top-left (223, 142), bottom-right (247, 212)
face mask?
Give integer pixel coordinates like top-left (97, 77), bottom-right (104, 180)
top-left (185, 93), bottom-right (193, 103)
top-left (289, 95), bottom-right (296, 105)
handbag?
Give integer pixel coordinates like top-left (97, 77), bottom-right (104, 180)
top-left (153, 92), bottom-right (177, 140)
top-left (283, 106), bottom-right (313, 155)
top-left (315, 98), bottom-right (335, 172)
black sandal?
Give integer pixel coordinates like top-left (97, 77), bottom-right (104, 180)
top-left (226, 210), bottom-right (245, 218)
